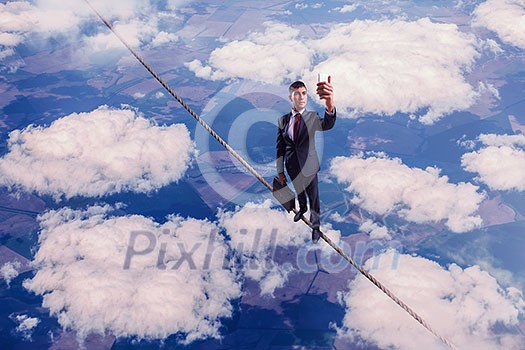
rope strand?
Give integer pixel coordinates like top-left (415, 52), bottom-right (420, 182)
top-left (83, 1), bottom-right (457, 349)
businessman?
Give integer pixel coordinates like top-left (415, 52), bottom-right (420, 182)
top-left (276, 78), bottom-right (336, 242)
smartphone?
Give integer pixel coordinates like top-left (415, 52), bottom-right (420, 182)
top-left (318, 73), bottom-right (329, 83)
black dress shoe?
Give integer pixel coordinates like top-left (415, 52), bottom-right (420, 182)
top-left (312, 227), bottom-right (321, 243)
top-left (294, 208), bottom-right (307, 222)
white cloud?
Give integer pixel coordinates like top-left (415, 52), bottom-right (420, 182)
top-left (462, 133), bottom-right (525, 191)
top-left (165, 0), bottom-right (193, 10)
top-left (188, 18), bottom-right (481, 124)
top-left (295, 3), bottom-right (323, 10)
top-left (338, 250), bottom-right (525, 349)
top-left (0, 105), bottom-right (194, 200)
top-left (329, 212), bottom-right (346, 223)
top-left (308, 18), bottom-right (481, 124)
top-left (0, 47), bottom-right (15, 60)
top-left (85, 19), bottom-right (156, 51)
top-left (473, 0), bottom-right (525, 49)
top-left (0, 32), bottom-right (25, 47)
top-left (0, 0), bottom-right (179, 63)
top-left (0, 1), bottom-right (80, 33)
top-left (295, 3), bottom-right (309, 10)
top-left (478, 133), bottom-right (525, 147)
top-left (0, 1), bottom-right (81, 61)
top-left (24, 205), bottom-right (241, 342)
top-left (330, 155), bottom-right (485, 232)
top-left (338, 4), bottom-right (358, 13)
top-left (185, 21), bottom-right (312, 84)
top-left (218, 200), bottom-right (343, 296)
top-left (150, 31), bottom-right (179, 47)
top-left (359, 219), bottom-right (391, 240)
top-left (218, 200), bottom-right (308, 296)
top-left (1, 261), bottom-right (21, 286)
top-left (14, 315), bottom-right (39, 340)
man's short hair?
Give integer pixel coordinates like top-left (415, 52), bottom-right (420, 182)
top-left (289, 80), bottom-right (307, 95)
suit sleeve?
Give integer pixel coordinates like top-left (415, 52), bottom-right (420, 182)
top-left (319, 107), bottom-right (336, 131)
top-left (276, 117), bottom-right (285, 174)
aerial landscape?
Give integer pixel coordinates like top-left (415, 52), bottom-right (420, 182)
top-left (0, 0), bottom-right (524, 349)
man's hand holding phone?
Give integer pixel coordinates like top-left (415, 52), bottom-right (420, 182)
top-left (316, 73), bottom-right (334, 113)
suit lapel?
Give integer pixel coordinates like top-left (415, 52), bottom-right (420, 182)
top-left (284, 112), bottom-right (292, 141)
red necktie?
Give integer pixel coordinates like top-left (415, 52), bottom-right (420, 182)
top-left (293, 113), bottom-right (301, 142)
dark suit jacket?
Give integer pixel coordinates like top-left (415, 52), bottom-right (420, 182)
top-left (276, 109), bottom-right (336, 178)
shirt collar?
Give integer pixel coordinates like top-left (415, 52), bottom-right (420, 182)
top-left (291, 108), bottom-right (305, 116)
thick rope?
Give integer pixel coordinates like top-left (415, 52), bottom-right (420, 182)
top-left (84, 1), bottom-right (457, 349)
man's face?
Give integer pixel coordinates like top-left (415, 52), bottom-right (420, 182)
top-left (290, 87), bottom-right (307, 111)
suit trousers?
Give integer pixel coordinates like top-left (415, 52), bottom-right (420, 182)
top-left (288, 168), bottom-right (321, 229)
